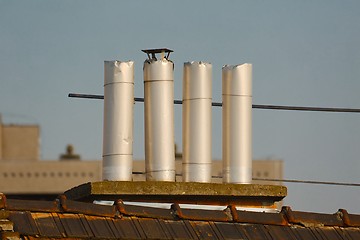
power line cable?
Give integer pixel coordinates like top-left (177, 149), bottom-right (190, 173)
top-left (68, 93), bottom-right (360, 113)
top-left (252, 178), bottom-right (360, 187)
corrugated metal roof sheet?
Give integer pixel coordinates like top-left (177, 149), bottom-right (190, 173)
top-left (1, 192), bottom-right (360, 239)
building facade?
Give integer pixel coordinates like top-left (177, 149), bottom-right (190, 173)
top-left (0, 119), bottom-right (283, 195)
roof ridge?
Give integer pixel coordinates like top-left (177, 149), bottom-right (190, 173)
top-left (1, 193), bottom-right (360, 228)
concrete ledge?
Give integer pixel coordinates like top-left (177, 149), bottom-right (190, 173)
top-left (64, 181), bottom-right (287, 207)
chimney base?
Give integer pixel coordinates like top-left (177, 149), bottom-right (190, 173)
top-left (64, 181), bottom-right (286, 210)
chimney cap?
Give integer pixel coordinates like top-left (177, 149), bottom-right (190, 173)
top-left (142, 48), bottom-right (173, 60)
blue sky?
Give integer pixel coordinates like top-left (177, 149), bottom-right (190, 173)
top-left (1, 1), bottom-right (360, 213)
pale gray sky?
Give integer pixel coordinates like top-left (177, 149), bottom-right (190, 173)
top-left (1, 1), bottom-right (360, 213)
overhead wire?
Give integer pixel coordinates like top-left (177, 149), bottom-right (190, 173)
top-left (68, 93), bottom-right (360, 113)
top-left (252, 178), bottom-right (360, 187)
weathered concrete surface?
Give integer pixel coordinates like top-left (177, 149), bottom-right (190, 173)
top-left (64, 181), bottom-right (287, 207)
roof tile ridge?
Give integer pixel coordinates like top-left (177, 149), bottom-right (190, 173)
top-left (338, 209), bottom-right (360, 227)
top-left (116, 199), bottom-right (175, 220)
top-left (5, 199), bottom-right (60, 213)
top-left (231, 205), bottom-right (288, 226)
top-left (281, 206), bottom-right (345, 228)
top-left (0, 193), bottom-right (6, 210)
top-left (59, 195), bottom-right (118, 218)
top-left (171, 203), bottom-right (232, 222)
top-left (227, 205), bottom-right (238, 222)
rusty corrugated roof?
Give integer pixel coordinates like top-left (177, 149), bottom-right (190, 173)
top-left (1, 193), bottom-right (360, 239)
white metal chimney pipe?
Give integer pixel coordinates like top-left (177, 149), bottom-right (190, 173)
top-left (183, 62), bottom-right (212, 182)
top-left (222, 63), bottom-right (252, 184)
top-left (103, 61), bottom-right (134, 181)
top-left (144, 58), bottom-right (175, 181)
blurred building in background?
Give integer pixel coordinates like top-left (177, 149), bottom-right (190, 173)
top-left (0, 117), bottom-right (283, 197)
